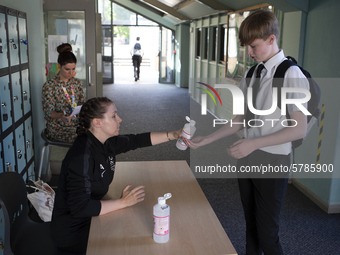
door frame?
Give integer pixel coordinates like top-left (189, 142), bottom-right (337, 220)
top-left (102, 25), bottom-right (114, 84)
top-left (158, 26), bottom-right (175, 84)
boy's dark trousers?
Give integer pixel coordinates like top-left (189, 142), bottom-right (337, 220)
top-left (237, 150), bottom-right (290, 255)
top-left (132, 55), bottom-right (142, 80)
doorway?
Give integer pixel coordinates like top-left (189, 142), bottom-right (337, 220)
top-left (113, 26), bottom-right (159, 84)
top-left (99, 0), bottom-right (175, 85)
top-left (43, 0), bottom-right (100, 98)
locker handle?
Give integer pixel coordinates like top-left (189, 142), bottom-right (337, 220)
top-left (1, 102), bottom-right (8, 121)
top-left (9, 38), bottom-right (17, 49)
top-left (0, 38), bottom-right (3, 53)
top-left (17, 150), bottom-right (22, 159)
top-left (26, 140), bottom-right (31, 148)
top-left (88, 64), bottom-right (92, 86)
top-left (20, 39), bottom-right (28, 45)
top-left (5, 162), bottom-right (13, 172)
top-left (13, 96), bottom-right (18, 102)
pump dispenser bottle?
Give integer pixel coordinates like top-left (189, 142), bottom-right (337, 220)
top-left (176, 116), bottom-right (196, 150)
top-left (153, 193), bottom-right (172, 243)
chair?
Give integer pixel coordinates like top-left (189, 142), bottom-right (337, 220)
top-left (0, 171), bottom-right (58, 254)
top-left (38, 129), bottom-right (72, 180)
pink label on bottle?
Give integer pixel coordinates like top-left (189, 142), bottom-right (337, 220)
top-left (153, 215), bottom-right (169, 236)
top-left (182, 130), bottom-right (192, 139)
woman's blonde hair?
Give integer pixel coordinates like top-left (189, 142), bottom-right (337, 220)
top-left (239, 10), bottom-right (280, 47)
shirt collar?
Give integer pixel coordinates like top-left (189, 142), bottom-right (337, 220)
top-left (261, 50), bottom-right (285, 72)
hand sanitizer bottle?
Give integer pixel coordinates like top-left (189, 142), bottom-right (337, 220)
top-left (153, 193), bottom-right (172, 243)
top-left (176, 116), bottom-right (196, 150)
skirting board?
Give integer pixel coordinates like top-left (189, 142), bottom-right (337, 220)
top-left (292, 179), bottom-right (340, 214)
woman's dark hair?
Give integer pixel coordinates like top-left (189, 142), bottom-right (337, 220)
top-left (77, 97), bottom-right (114, 136)
top-left (57, 43), bottom-right (77, 66)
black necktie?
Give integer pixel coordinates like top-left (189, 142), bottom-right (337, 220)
top-left (246, 64), bottom-right (265, 128)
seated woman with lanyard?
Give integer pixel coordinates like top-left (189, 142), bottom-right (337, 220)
top-left (42, 43), bottom-right (85, 143)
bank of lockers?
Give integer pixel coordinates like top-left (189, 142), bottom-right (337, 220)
top-left (0, 5), bottom-right (35, 254)
top-left (0, 5), bottom-right (34, 178)
top-left (0, 5), bottom-right (35, 255)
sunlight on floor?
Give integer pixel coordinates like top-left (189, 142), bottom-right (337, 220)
top-left (114, 65), bottom-right (159, 84)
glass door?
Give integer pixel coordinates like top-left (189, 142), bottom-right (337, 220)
top-left (159, 27), bottom-right (175, 83)
top-left (43, 0), bottom-right (98, 98)
top-left (44, 11), bottom-right (86, 83)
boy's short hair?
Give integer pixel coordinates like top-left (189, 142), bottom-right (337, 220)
top-left (239, 10), bottom-right (280, 46)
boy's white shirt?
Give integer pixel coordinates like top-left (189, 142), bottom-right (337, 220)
top-left (239, 50), bottom-right (309, 155)
top-left (132, 41), bottom-right (143, 56)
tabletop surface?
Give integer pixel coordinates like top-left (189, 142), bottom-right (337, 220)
top-left (87, 160), bottom-right (237, 255)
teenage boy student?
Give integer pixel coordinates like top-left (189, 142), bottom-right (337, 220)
top-left (188, 10), bottom-right (309, 255)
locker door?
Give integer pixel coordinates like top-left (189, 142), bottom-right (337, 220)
top-left (0, 11), bottom-right (8, 69)
top-left (3, 133), bottom-right (15, 172)
top-left (22, 69), bottom-right (30, 115)
top-left (0, 75), bottom-right (12, 132)
top-left (18, 16), bottom-right (28, 64)
top-left (7, 13), bottom-right (19, 66)
top-left (11, 72), bottom-right (22, 122)
top-left (24, 117), bottom-right (33, 163)
top-left (15, 124), bottom-right (25, 174)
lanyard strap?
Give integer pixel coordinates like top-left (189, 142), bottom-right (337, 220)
top-left (62, 84), bottom-right (77, 112)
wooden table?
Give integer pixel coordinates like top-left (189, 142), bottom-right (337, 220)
top-left (87, 161), bottom-right (237, 255)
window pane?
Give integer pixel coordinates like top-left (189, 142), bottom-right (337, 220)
top-left (113, 26), bottom-right (130, 45)
top-left (196, 28), bottom-right (201, 59)
top-left (202, 27), bottom-right (208, 60)
top-left (112, 3), bottom-right (136, 25)
top-left (98, 0), bottom-right (111, 25)
top-left (211, 26), bottom-right (217, 61)
top-left (137, 15), bottom-right (158, 26)
top-left (219, 25), bottom-right (227, 62)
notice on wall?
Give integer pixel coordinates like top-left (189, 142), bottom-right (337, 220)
top-left (48, 35), bottom-right (68, 63)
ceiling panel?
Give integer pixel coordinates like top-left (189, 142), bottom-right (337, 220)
top-left (123, 0), bottom-right (309, 24)
top-left (178, 1), bottom-right (216, 19)
top-left (158, 0), bottom-right (184, 8)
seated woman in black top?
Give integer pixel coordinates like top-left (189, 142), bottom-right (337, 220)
top-left (51, 97), bottom-right (181, 253)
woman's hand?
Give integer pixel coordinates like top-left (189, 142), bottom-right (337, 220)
top-left (99, 185), bottom-right (145, 215)
top-left (173, 129), bottom-right (182, 140)
top-left (120, 185), bottom-right (145, 207)
top-left (61, 115), bottom-right (73, 124)
top-left (50, 111), bottom-right (73, 123)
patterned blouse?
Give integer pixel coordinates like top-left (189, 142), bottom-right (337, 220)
top-left (42, 76), bottom-right (85, 143)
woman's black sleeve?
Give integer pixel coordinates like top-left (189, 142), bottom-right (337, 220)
top-left (109, 132), bottom-right (152, 155)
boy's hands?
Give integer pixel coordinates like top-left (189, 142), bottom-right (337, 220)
top-left (183, 136), bottom-right (209, 149)
top-left (187, 135), bottom-right (258, 159)
top-left (227, 138), bottom-right (257, 159)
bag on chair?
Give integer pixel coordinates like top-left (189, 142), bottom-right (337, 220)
top-left (27, 179), bottom-right (55, 222)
